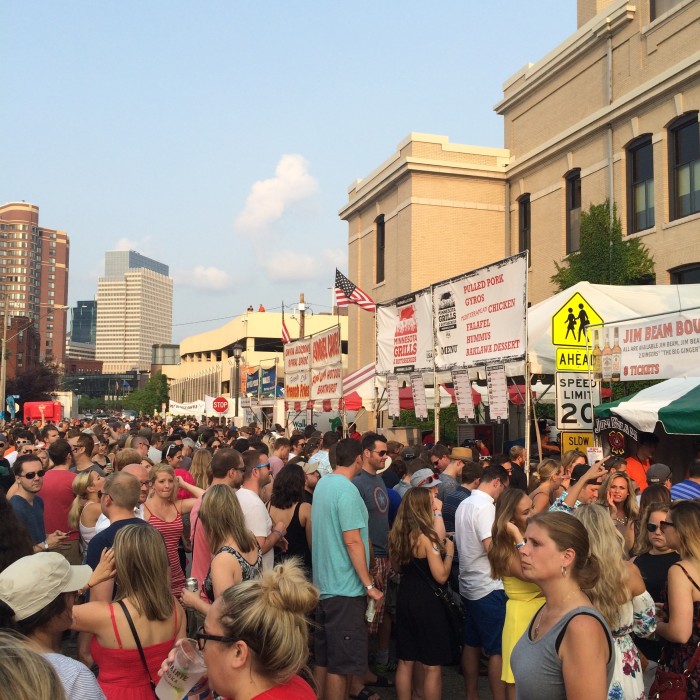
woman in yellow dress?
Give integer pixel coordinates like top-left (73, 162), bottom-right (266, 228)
top-left (488, 488), bottom-right (545, 700)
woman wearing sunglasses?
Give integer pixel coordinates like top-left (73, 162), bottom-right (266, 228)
top-left (165, 558), bottom-right (317, 700)
top-left (630, 502), bottom-right (680, 693)
top-left (654, 500), bottom-right (700, 698)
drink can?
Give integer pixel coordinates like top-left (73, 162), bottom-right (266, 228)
top-left (365, 597), bottom-right (377, 624)
top-left (185, 578), bottom-right (199, 592)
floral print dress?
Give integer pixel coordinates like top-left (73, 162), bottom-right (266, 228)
top-left (607, 591), bottom-right (656, 700)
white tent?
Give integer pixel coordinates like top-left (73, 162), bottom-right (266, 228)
top-left (526, 281), bottom-right (700, 375)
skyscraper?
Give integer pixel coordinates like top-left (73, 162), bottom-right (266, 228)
top-left (96, 250), bottom-right (172, 372)
top-left (71, 300), bottom-right (97, 344)
top-left (0, 202), bottom-right (69, 369)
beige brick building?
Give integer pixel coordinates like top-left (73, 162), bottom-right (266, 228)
top-left (341, 0), bottom-right (700, 381)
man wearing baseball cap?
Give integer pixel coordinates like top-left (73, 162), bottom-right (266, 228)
top-left (646, 463), bottom-right (672, 490)
top-left (440, 446), bottom-right (473, 499)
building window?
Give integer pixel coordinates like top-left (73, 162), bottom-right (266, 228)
top-left (669, 113), bottom-right (700, 220)
top-left (670, 264), bottom-right (700, 284)
top-left (651, 0), bottom-right (684, 19)
top-left (566, 169), bottom-right (582, 253)
top-left (375, 215), bottom-right (385, 284)
top-left (518, 195), bottom-right (531, 265)
top-left (627, 135), bottom-right (655, 232)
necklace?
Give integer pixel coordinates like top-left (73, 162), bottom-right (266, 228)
top-left (613, 515), bottom-right (628, 525)
top-left (532, 588), bottom-right (583, 640)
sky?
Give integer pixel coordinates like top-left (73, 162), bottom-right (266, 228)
top-left (2, 2), bottom-right (574, 342)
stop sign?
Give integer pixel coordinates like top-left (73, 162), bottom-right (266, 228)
top-left (212, 396), bottom-right (229, 413)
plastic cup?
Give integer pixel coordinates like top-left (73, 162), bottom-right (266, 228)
top-left (155, 639), bottom-right (207, 700)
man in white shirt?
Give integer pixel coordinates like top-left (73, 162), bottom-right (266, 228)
top-left (235, 450), bottom-right (287, 571)
top-left (455, 464), bottom-right (509, 700)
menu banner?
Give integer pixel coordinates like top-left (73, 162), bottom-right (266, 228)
top-left (387, 374), bottom-right (400, 419)
top-left (486, 364), bottom-right (509, 421)
top-left (610, 311), bottom-right (700, 380)
top-left (311, 363), bottom-right (343, 401)
top-left (452, 369), bottom-right (475, 420)
top-left (285, 370), bottom-right (311, 402)
top-left (311, 326), bottom-right (342, 370)
top-left (283, 339), bottom-right (311, 372)
top-left (376, 288), bottom-right (434, 374)
top-left (410, 372), bottom-right (429, 420)
top-left (433, 253), bottom-right (527, 369)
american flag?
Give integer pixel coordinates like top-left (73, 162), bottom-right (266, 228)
top-left (281, 302), bottom-right (291, 344)
top-left (334, 269), bottom-right (376, 312)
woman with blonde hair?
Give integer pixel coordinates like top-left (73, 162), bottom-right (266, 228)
top-left (170, 559), bottom-right (317, 698)
top-left (654, 500), bottom-right (700, 698)
top-left (0, 631), bottom-right (67, 700)
top-left (597, 471), bottom-right (638, 552)
top-left (68, 470), bottom-right (104, 555)
top-left (529, 458), bottom-right (564, 514)
top-left (143, 464), bottom-right (203, 596)
top-left (488, 488), bottom-right (543, 700)
top-left (72, 524), bottom-right (186, 699)
top-left (575, 503), bottom-right (655, 700)
top-left (388, 486), bottom-right (455, 700)
top-left (512, 512), bottom-right (614, 699)
top-left (180, 484), bottom-right (261, 615)
top-left (559, 449), bottom-right (586, 495)
top-left (188, 448), bottom-right (212, 491)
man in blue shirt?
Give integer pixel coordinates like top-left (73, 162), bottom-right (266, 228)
top-left (670, 460), bottom-right (700, 500)
top-left (312, 438), bottom-right (382, 700)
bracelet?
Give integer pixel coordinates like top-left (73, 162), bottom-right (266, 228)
top-left (274, 529), bottom-right (284, 537)
top-left (515, 541), bottom-right (525, 549)
top-left (434, 513), bottom-right (443, 518)
top-left (444, 554), bottom-right (453, 560)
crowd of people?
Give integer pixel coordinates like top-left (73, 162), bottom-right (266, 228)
top-left (0, 414), bottom-right (700, 700)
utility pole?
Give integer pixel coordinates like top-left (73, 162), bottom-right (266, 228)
top-left (0, 290), bottom-right (8, 426)
top-left (299, 292), bottom-right (305, 338)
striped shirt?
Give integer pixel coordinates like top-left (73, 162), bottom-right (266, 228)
top-left (670, 480), bottom-right (700, 501)
top-left (44, 653), bottom-right (106, 699)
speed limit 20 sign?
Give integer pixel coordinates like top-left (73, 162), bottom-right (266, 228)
top-left (555, 373), bottom-right (601, 430)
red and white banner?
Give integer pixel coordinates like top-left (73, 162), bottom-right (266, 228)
top-left (608, 311), bottom-right (700, 381)
top-left (311, 364), bottom-right (343, 401)
top-left (376, 288), bottom-right (434, 374)
top-left (433, 253), bottom-right (527, 369)
top-left (284, 339), bottom-right (311, 373)
top-left (311, 326), bottom-right (342, 369)
top-left (343, 363), bottom-right (375, 394)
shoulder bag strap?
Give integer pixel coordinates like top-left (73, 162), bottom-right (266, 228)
top-left (411, 558), bottom-right (444, 597)
top-left (116, 600), bottom-right (157, 693)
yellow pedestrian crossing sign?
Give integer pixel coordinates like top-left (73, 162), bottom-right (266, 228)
top-left (552, 293), bottom-right (603, 347)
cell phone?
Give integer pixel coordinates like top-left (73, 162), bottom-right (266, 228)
top-left (63, 530), bottom-right (78, 536)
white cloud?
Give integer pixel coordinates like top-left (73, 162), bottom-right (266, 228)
top-left (174, 265), bottom-right (232, 291)
top-left (235, 154), bottom-right (318, 234)
top-left (114, 236), bottom-right (154, 253)
top-left (257, 247), bottom-right (346, 283)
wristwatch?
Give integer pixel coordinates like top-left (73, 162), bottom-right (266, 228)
top-left (41, 541), bottom-right (49, 550)
top-left (365, 582), bottom-right (375, 590)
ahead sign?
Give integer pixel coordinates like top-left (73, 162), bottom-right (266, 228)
top-left (555, 373), bottom-right (601, 430)
top-left (212, 396), bottom-right (229, 413)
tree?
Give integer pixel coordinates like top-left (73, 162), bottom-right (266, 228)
top-left (7, 363), bottom-right (60, 403)
top-left (551, 201), bottom-right (656, 290)
top-left (122, 371), bottom-right (168, 416)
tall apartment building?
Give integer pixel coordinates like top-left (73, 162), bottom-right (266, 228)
top-left (96, 250), bottom-right (173, 373)
top-left (0, 202), bottom-right (69, 371)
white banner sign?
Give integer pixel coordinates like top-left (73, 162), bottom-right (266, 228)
top-left (311, 363), bottom-right (343, 401)
top-left (486, 364), bottom-right (509, 421)
top-left (376, 289), bottom-right (434, 374)
top-left (452, 369), bottom-right (475, 420)
top-left (169, 400), bottom-right (205, 416)
top-left (311, 327), bottom-right (342, 369)
top-left (433, 253), bottom-right (527, 369)
top-left (610, 311), bottom-right (700, 380)
top-left (284, 338), bottom-right (311, 373)
top-left (410, 372), bottom-right (428, 420)
top-left (284, 369), bottom-right (311, 403)
top-left (387, 374), bottom-right (400, 419)
top-left (555, 372), bottom-right (601, 430)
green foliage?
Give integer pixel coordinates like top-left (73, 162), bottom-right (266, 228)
top-left (551, 201), bottom-right (656, 290)
top-left (7, 363), bottom-right (60, 403)
top-left (393, 404), bottom-right (460, 445)
top-left (122, 371), bottom-right (168, 416)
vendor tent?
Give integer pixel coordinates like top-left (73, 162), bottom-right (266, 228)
top-left (594, 377), bottom-right (700, 435)
top-left (526, 282), bottom-right (700, 375)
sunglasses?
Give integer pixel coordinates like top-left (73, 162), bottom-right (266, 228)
top-left (255, 462), bottom-right (271, 470)
top-left (431, 460), bottom-right (439, 466)
top-left (98, 490), bottom-right (109, 499)
top-left (373, 450), bottom-right (388, 457)
top-left (139, 479), bottom-right (154, 487)
top-left (21, 470), bottom-right (46, 480)
top-left (646, 522), bottom-right (663, 533)
top-left (0, 442), bottom-right (5, 448)
top-left (415, 475), bottom-right (436, 488)
top-left (659, 520), bottom-right (675, 531)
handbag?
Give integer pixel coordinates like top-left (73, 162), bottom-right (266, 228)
top-left (411, 559), bottom-right (464, 659)
top-left (650, 642), bottom-right (700, 700)
top-left (117, 600), bottom-right (158, 695)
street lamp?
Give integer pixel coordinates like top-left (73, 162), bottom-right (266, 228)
top-left (232, 341), bottom-right (244, 418)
